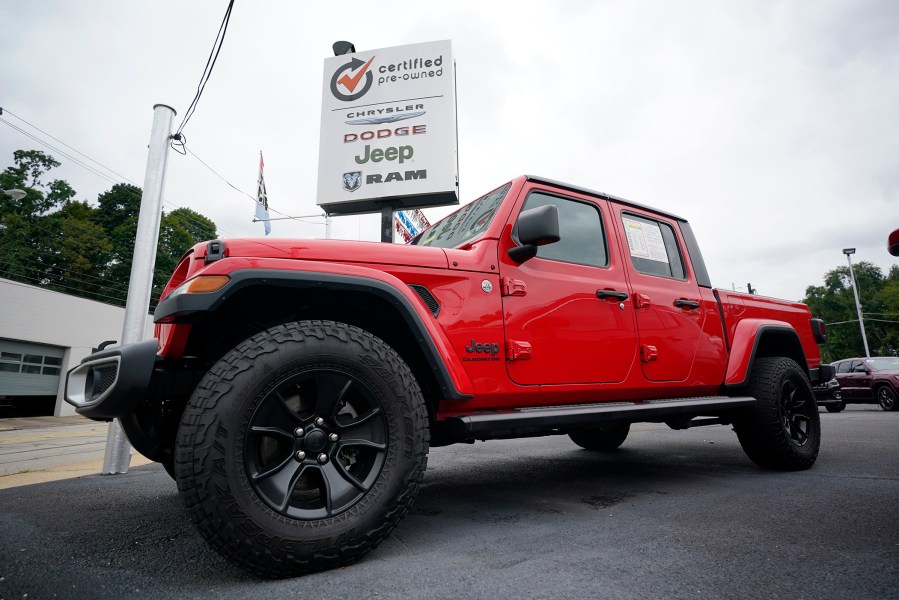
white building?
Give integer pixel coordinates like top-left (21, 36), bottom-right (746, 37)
top-left (0, 278), bottom-right (152, 416)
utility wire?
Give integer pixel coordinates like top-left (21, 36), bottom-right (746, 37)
top-left (187, 147), bottom-right (255, 201)
top-left (0, 265), bottom-right (128, 305)
top-left (1, 112), bottom-right (234, 237)
top-left (174, 0), bottom-right (235, 138)
top-left (1, 118), bottom-right (120, 186)
top-left (1, 107), bottom-right (134, 183)
top-left (186, 148), bottom-right (326, 225)
top-left (4, 106), bottom-right (323, 235)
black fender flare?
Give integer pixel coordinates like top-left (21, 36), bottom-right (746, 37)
top-left (155, 269), bottom-right (472, 401)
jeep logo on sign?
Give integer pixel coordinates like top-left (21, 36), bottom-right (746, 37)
top-left (355, 145), bottom-right (414, 165)
top-left (342, 171), bottom-right (362, 192)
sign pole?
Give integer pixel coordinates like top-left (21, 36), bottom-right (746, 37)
top-left (380, 205), bottom-right (394, 243)
top-left (102, 103), bottom-right (176, 474)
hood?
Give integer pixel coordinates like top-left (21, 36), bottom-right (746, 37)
top-left (202, 238), bottom-right (449, 269)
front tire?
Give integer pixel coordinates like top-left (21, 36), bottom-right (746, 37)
top-left (174, 321), bottom-right (429, 578)
top-left (876, 385), bottom-right (898, 411)
top-left (734, 357), bottom-right (820, 470)
top-left (825, 400), bottom-right (845, 413)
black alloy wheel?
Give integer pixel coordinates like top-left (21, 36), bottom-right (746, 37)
top-left (780, 376), bottom-right (812, 446)
top-left (877, 385), bottom-right (898, 411)
top-left (244, 368), bottom-right (388, 520)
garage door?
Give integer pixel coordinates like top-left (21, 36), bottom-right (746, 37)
top-left (0, 339), bottom-right (66, 396)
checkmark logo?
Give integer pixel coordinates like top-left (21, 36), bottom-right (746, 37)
top-left (330, 55), bottom-right (376, 101)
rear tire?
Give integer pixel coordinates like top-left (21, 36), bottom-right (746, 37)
top-left (174, 320), bottom-right (429, 578)
top-left (569, 423), bottom-right (630, 451)
top-left (734, 357), bottom-right (820, 470)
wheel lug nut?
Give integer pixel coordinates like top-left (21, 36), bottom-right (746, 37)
top-left (315, 417), bottom-right (325, 426)
top-left (294, 427), bottom-right (304, 436)
top-left (329, 433), bottom-right (338, 442)
top-left (296, 451), bottom-right (306, 460)
top-left (317, 453), bottom-right (328, 464)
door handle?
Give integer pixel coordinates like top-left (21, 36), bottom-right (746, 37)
top-left (596, 290), bottom-right (629, 301)
top-left (674, 299), bottom-right (701, 309)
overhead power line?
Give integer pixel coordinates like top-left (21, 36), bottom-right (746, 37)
top-left (1, 107), bottom-right (134, 183)
top-left (174, 0), bottom-right (235, 138)
top-left (3, 106), bottom-right (323, 239)
top-left (0, 117), bottom-right (120, 186)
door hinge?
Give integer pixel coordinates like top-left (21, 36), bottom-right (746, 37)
top-left (500, 277), bottom-right (527, 297)
top-left (506, 340), bottom-right (532, 361)
top-left (640, 344), bottom-right (658, 362)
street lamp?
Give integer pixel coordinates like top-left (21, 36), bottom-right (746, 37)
top-left (843, 248), bottom-right (870, 357)
top-left (2, 188), bottom-right (26, 200)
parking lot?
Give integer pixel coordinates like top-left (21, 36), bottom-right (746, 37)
top-left (0, 406), bottom-right (896, 599)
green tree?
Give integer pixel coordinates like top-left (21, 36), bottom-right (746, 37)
top-left (1, 150), bottom-right (219, 307)
top-left (803, 262), bottom-right (898, 361)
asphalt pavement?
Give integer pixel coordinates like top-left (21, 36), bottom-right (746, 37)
top-left (0, 406), bottom-right (896, 599)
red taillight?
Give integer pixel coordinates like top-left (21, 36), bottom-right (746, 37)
top-left (811, 318), bottom-right (827, 344)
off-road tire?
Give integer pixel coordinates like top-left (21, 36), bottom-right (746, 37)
top-left (569, 423), bottom-right (630, 451)
top-left (734, 357), bottom-right (820, 470)
top-left (825, 400), bottom-right (845, 413)
top-left (174, 320), bottom-right (429, 578)
top-left (876, 385), bottom-right (898, 411)
top-left (161, 457), bottom-right (176, 480)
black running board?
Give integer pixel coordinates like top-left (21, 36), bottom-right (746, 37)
top-left (443, 396), bottom-right (755, 441)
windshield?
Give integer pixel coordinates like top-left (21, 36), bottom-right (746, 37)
top-left (412, 183), bottom-right (511, 248)
top-left (865, 357), bottom-right (899, 371)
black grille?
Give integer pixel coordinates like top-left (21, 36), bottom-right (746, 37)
top-left (91, 366), bottom-right (117, 400)
top-left (409, 285), bottom-right (440, 317)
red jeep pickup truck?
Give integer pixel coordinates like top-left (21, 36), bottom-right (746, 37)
top-left (66, 175), bottom-right (831, 577)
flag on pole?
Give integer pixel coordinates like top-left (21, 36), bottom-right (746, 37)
top-left (394, 209), bottom-right (431, 243)
top-left (255, 151), bottom-right (271, 235)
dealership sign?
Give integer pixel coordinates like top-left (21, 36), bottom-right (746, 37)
top-left (317, 40), bottom-right (459, 216)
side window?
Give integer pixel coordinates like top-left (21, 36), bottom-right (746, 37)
top-left (836, 361), bottom-right (851, 374)
top-left (521, 192), bottom-right (608, 267)
top-left (620, 213), bottom-right (686, 279)
top-left (851, 361), bottom-right (866, 373)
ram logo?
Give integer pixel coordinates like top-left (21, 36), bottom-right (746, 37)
top-left (342, 171), bottom-right (362, 192)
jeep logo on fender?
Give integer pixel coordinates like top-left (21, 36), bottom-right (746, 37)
top-left (330, 56), bottom-right (376, 102)
top-left (465, 340), bottom-right (500, 355)
top-left (356, 145), bottom-right (413, 165)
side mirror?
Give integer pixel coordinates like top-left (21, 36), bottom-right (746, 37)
top-left (889, 228), bottom-right (899, 256)
top-left (508, 204), bottom-right (561, 263)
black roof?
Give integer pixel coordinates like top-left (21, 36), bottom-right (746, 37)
top-left (525, 175), bottom-right (687, 222)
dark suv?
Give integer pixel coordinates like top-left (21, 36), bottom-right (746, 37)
top-left (832, 357), bottom-right (899, 411)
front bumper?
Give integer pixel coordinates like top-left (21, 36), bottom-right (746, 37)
top-left (64, 339), bottom-right (159, 420)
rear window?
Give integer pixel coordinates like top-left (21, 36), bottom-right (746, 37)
top-left (413, 184), bottom-right (510, 248)
top-left (620, 213), bottom-right (686, 280)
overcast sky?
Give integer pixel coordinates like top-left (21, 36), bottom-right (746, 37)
top-left (1, 0), bottom-right (897, 301)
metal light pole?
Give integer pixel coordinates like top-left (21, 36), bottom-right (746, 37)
top-left (843, 248), bottom-right (870, 358)
top-left (102, 104), bottom-right (177, 474)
